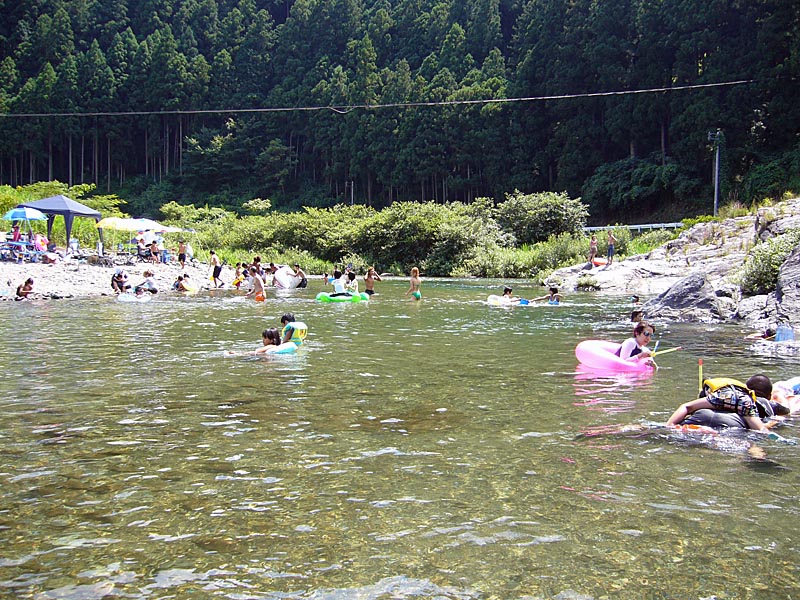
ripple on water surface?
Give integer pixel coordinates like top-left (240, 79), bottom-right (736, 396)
top-left (0, 286), bottom-right (798, 598)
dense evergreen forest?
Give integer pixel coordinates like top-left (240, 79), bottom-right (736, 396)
top-left (1, 0), bottom-right (798, 223)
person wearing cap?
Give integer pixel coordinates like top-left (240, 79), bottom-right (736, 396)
top-left (293, 263), bottom-right (308, 288)
top-left (111, 269), bottom-right (131, 294)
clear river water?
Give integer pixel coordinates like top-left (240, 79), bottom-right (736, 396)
top-left (0, 278), bottom-right (798, 599)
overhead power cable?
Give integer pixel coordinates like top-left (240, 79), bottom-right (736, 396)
top-left (0, 78), bottom-right (756, 119)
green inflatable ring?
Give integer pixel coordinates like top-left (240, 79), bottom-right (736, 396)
top-left (316, 292), bottom-right (369, 303)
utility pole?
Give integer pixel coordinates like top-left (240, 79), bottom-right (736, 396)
top-left (707, 129), bottom-right (722, 216)
top-left (345, 180), bottom-right (354, 205)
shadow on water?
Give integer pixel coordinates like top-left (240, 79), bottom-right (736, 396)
top-left (0, 279), bottom-right (798, 599)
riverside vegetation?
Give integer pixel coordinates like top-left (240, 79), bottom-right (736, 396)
top-left (3, 181), bottom-right (798, 307)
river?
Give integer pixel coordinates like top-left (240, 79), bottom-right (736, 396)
top-left (1, 278), bottom-right (798, 599)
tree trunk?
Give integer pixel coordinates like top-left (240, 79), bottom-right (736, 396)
top-left (93, 127), bottom-right (99, 184)
top-left (68, 136), bottom-right (73, 187)
top-left (81, 135), bottom-right (85, 183)
top-left (48, 131), bottom-right (53, 181)
top-left (107, 136), bottom-right (111, 192)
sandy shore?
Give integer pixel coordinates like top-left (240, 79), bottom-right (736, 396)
top-left (0, 255), bottom-right (237, 300)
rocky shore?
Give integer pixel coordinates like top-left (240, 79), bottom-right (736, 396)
top-left (551, 197), bottom-right (800, 329)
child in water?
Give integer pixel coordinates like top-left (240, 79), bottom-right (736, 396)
top-left (501, 286), bottom-right (523, 305)
top-left (405, 267), bottom-right (422, 299)
top-left (533, 287), bottom-right (561, 305)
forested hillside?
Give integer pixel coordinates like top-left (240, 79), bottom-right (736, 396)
top-left (1, 0), bottom-right (798, 222)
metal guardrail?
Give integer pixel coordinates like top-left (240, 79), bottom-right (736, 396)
top-left (583, 222), bottom-right (684, 233)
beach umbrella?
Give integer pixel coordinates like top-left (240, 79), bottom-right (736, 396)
top-left (3, 206), bottom-right (48, 242)
top-left (130, 218), bottom-right (168, 232)
top-left (96, 216), bottom-right (129, 230)
top-left (96, 217), bottom-right (165, 232)
top-left (2, 206), bottom-right (47, 221)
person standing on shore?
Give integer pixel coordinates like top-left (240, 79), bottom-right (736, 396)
top-left (364, 266), bottom-right (381, 296)
top-left (606, 229), bottom-right (618, 267)
top-left (209, 250), bottom-right (224, 288)
top-left (177, 240), bottom-right (187, 269)
top-left (588, 234), bottom-right (598, 266)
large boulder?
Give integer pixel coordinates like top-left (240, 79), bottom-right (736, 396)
top-left (776, 244), bottom-right (800, 327)
top-left (644, 272), bottom-right (738, 322)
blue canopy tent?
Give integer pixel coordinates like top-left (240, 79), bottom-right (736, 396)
top-left (19, 195), bottom-right (102, 249)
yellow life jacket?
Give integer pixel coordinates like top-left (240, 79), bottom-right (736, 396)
top-left (700, 377), bottom-right (774, 418)
top-left (282, 321), bottom-right (307, 345)
top-left (700, 377), bottom-right (756, 402)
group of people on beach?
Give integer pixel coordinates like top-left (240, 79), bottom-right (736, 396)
top-left (134, 238), bottom-right (190, 269)
top-left (110, 268), bottom-right (160, 296)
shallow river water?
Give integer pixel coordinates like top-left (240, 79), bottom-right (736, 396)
top-left (1, 278), bottom-right (798, 599)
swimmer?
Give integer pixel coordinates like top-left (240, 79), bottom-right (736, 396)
top-left (532, 287), bottom-right (561, 305)
top-left (244, 266), bottom-right (266, 301)
top-left (345, 271), bottom-right (359, 294)
top-left (280, 313), bottom-right (306, 345)
top-left (405, 267), bottom-right (421, 299)
top-left (616, 321), bottom-right (655, 365)
top-left (364, 266), bottom-right (381, 295)
top-left (500, 286), bottom-right (522, 305)
top-left (666, 375), bottom-right (788, 434)
top-left (329, 270), bottom-right (349, 297)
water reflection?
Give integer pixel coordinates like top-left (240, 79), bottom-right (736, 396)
top-left (0, 281), bottom-right (798, 598)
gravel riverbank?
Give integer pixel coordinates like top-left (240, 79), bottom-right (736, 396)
top-left (0, 255), bottom-right (235, 300)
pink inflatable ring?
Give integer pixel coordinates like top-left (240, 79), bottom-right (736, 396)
top-left (575, 340), bottom-right (654, 373)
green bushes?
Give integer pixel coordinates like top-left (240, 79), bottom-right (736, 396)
top-left (495, 190), bottom-right (588, 244)
top-left (460, 233), bottom-right (589, 279)
top-left (627, 229), bottom-right (678, 255)
top-left (739, 229), bottom-right (800, 296)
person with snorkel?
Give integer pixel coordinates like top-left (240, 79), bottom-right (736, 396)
top-left (667, 374), bottom-right (790, 434)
